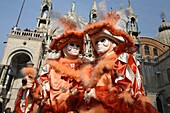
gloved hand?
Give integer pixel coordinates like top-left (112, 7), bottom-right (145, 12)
top-left (70, 85), bottom-right (84, 96)
top-left (84, 88), bottom-right (98, 103)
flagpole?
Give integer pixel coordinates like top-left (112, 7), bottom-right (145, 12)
top-left (15, 0), bottom-right (26, 28)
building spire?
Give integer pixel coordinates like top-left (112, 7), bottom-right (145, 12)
top-left (89, 0), bottom-right (98, 23)
top-left (126, 0), bottom-right (140, 41)
top-left (127, 0), bottom-right (134, 14)
top-left (160, 11), bottom-right (166, 22)
top-left (71, 2), bottom-right (75, 12)
top-left (119, 4), bottom-right (123, 10)
top-left (128, 0), bottom-right (131, 7)
top-left (92, 0), bottom-right (97, 11)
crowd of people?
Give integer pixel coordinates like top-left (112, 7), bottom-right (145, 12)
top-left (13, 10), bottom-right (159, 113)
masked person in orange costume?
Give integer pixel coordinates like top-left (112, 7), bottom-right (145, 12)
top-left (37, 15), bottom-right (85, 112)
top-left (77, 11), bottom-right (159, 113)
top-left (14, 61), bottom-right (40, 113)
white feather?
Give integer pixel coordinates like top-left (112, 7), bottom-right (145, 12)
top-left (48, 11), bottom-right (64, 36)
top-left (97, 0), bottom-right (107, 20)
top-left (116, 8), bottom-right (130, 31)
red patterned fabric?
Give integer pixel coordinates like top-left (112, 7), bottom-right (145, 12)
top-left (80, 52), bottom-right (159, 113)
top-left (14, 88), bottom-right (39, 113)
top-left (14, 88), bottom-right (24, 113)
top-left (25, 90), bottom-right (29, 112)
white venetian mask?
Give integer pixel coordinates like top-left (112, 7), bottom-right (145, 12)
top-left (95, 37), bottom-right (116, 55)
top-left (63, 43), bottom-right (80, 57)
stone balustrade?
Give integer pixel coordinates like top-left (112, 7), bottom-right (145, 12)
top-left (10, 29), bottom-right (45, 38)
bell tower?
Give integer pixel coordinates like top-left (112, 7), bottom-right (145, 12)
top-left (35, 0), bottom-right (54, 62)
top-left (89, 0), bottom-right (98, 23)
top-left (0, 0), bottom-right (53, 111)
top-left (125, 0), bottom-right (141, 60)
top-left (35, 0), bottom-right (52, 32)
top-left (126, 0), bottom-right (140, 43)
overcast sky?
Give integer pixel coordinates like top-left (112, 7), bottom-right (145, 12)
top-left (0, 0), bottom-right (170, 61)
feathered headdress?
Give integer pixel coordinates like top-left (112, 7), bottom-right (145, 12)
top-left (85, 1), bottom-right (137, 54)
top-left (49, 11), bottom-right (86, 52)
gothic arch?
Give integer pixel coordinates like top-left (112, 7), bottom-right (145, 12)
top-left (6, 49), bottom-right (33, 65)
top-left (6, 49), bottom-right (33, 79)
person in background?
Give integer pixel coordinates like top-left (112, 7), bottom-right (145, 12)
top-left (14, 61), bottom-right (40, 113)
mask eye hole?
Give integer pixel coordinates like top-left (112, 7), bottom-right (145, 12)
top-left (95, 41), bottom-right (99, 44)
top-left (101, 39), bottom-right (105, 42)
top-left (28, 76), bottom-right (33, 79)
top-left (76, 44), bottom-right (80, 48)
top-left (69, 43), bottom-right (74, 46)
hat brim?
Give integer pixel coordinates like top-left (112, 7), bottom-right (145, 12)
top-left (85, 22), bottom-right (137, 53)
top-left (85, 23), bottom-right (133, 44)
top-left (50, 31), bottom-right (84, 52)
top-left (89, 28), bottom-right (125, 47)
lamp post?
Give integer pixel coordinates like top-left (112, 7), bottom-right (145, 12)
top-left (15, 0), bottom-right (26, 29)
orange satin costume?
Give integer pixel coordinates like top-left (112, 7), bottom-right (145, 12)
top-left (38, 58), bottom-right (82, 113)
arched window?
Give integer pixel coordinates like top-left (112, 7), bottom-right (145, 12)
top-left (153, 48), bottom-right (158, 56)
top-left (144, 45), bottom-right (150, 55)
